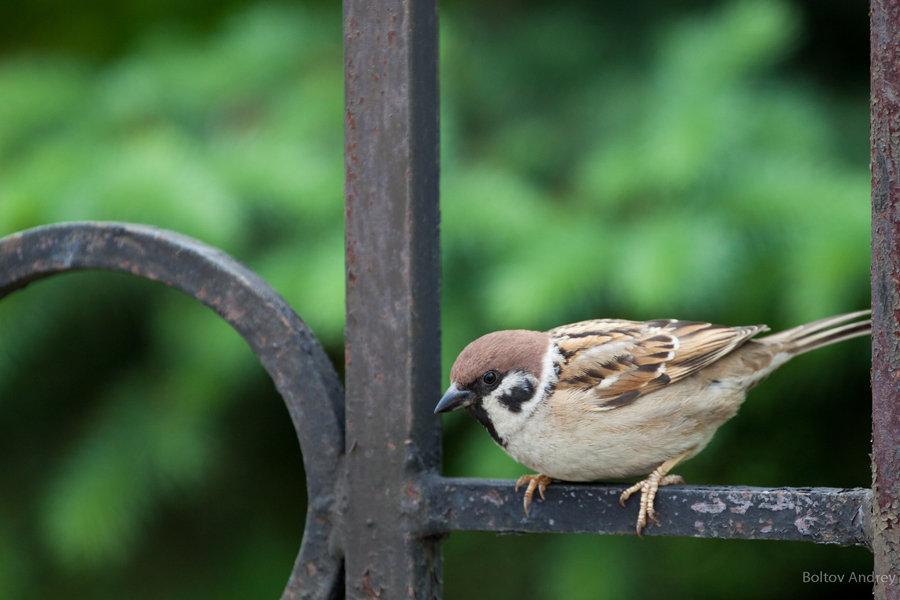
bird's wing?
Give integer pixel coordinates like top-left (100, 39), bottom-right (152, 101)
top-left (550, 318), bottom-right (768, 410)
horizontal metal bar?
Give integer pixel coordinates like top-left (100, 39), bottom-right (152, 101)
top-left (417, 477), bottom-right (871, 548)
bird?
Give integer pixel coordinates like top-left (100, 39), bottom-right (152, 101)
top-left (434, 310), bottom-right (871, 536)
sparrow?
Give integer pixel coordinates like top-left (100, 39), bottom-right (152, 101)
top-left (434, 310), bottom-right (871, 535)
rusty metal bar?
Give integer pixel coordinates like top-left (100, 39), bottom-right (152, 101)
top-left (0, 222), bottom-right (346, 600)
top-left (871, 0), bottom-right (900, 595)
top-left (343, 0), bottom-right (442, 598)
top-left (417, 477), bottom-right (871, 547)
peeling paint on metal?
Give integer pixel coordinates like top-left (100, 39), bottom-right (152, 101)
top-left (691, 499), bottom-right (726, 514)
top-left (872, 2), bottom-right (900, 597)
top-left (417, 477), bottom-right (870, 546)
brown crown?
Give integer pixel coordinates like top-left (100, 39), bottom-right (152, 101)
top-left (450, 330), bottom-right (550, 386)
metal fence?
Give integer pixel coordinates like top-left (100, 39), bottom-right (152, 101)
top-left (0, 0), bottom-right (896, 598)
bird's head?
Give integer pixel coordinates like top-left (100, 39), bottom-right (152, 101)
top-left (435, 330), bottom-right (560, 446)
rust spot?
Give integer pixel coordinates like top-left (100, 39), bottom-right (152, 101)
top-left (407, 482), bottom-right (420, 501)
top-left (691, 498), bottom-right (726, 514)
top-left (759, 494), bottom-right (795, 511)
top-left (388, 30), bottom-right (396, 43)
top-left (361, 570), bottom-right (380, 598)
top-left (386, 440), bottom-right (396, 450)
top-left (727, 494), bottom-right (752, 514)
top-left (349, 272), bottom-right (357, 283)
top-left (794, 515), bottom-right (818, 536)
top-left (482, 489), bottom-right (504, 507)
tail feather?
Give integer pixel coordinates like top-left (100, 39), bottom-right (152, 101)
top-left (759, 310), bottom-right (871, 356)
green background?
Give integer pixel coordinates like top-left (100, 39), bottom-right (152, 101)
top-left (0, 0), bottom-right (874, 597)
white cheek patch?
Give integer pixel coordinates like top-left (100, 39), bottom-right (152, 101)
top-left (476, 343), bottom-right (563, 445)
top-left (540, 342), bottom-right (563, 387)
top-left (496, 371), bottom-right (528, 393)
top-left (483, 371), bottom-right (541, 439)
top-left (487, 371), bottom-right (535, 409)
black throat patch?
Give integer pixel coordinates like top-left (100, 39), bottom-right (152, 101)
top-left (466, 399), bottom-right (506, 447)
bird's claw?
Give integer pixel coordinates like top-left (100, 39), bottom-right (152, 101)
top-left (515, 474), bottom-right (553, 517)
top-left (619, 472), bottom-right (685, 537)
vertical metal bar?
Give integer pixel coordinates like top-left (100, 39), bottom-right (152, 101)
top-left (343, 0), bottom-right (442, 599)
top-left (871, 0), bottom-right (900, 596)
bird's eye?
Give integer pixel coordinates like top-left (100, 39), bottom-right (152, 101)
top-left (482, 371), bottom-right (498, 386)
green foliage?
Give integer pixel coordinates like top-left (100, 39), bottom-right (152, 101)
top-left (0, 0), bottom-right (872, 598)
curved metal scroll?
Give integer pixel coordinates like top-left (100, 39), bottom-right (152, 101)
top-left (0, 222), bottom-right (344, 600)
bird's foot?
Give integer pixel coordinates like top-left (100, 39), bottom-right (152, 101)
top-left (619, 473), bottom-right (685, 535)
top-left (619, 453), bottom-right (689, 537)
top-left (515, 474), bottom-right (554, 517)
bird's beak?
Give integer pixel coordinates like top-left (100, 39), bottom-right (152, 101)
top-left (434, 382), bottom-right (474, 414)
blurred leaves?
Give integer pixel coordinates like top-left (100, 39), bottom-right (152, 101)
top-left (0, 3), bottom-right (342, 591)
top-left (0, 0), bottom-right (872, 598)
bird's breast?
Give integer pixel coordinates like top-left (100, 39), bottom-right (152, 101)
top-left (500, 377), bottom-right (747, 481)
